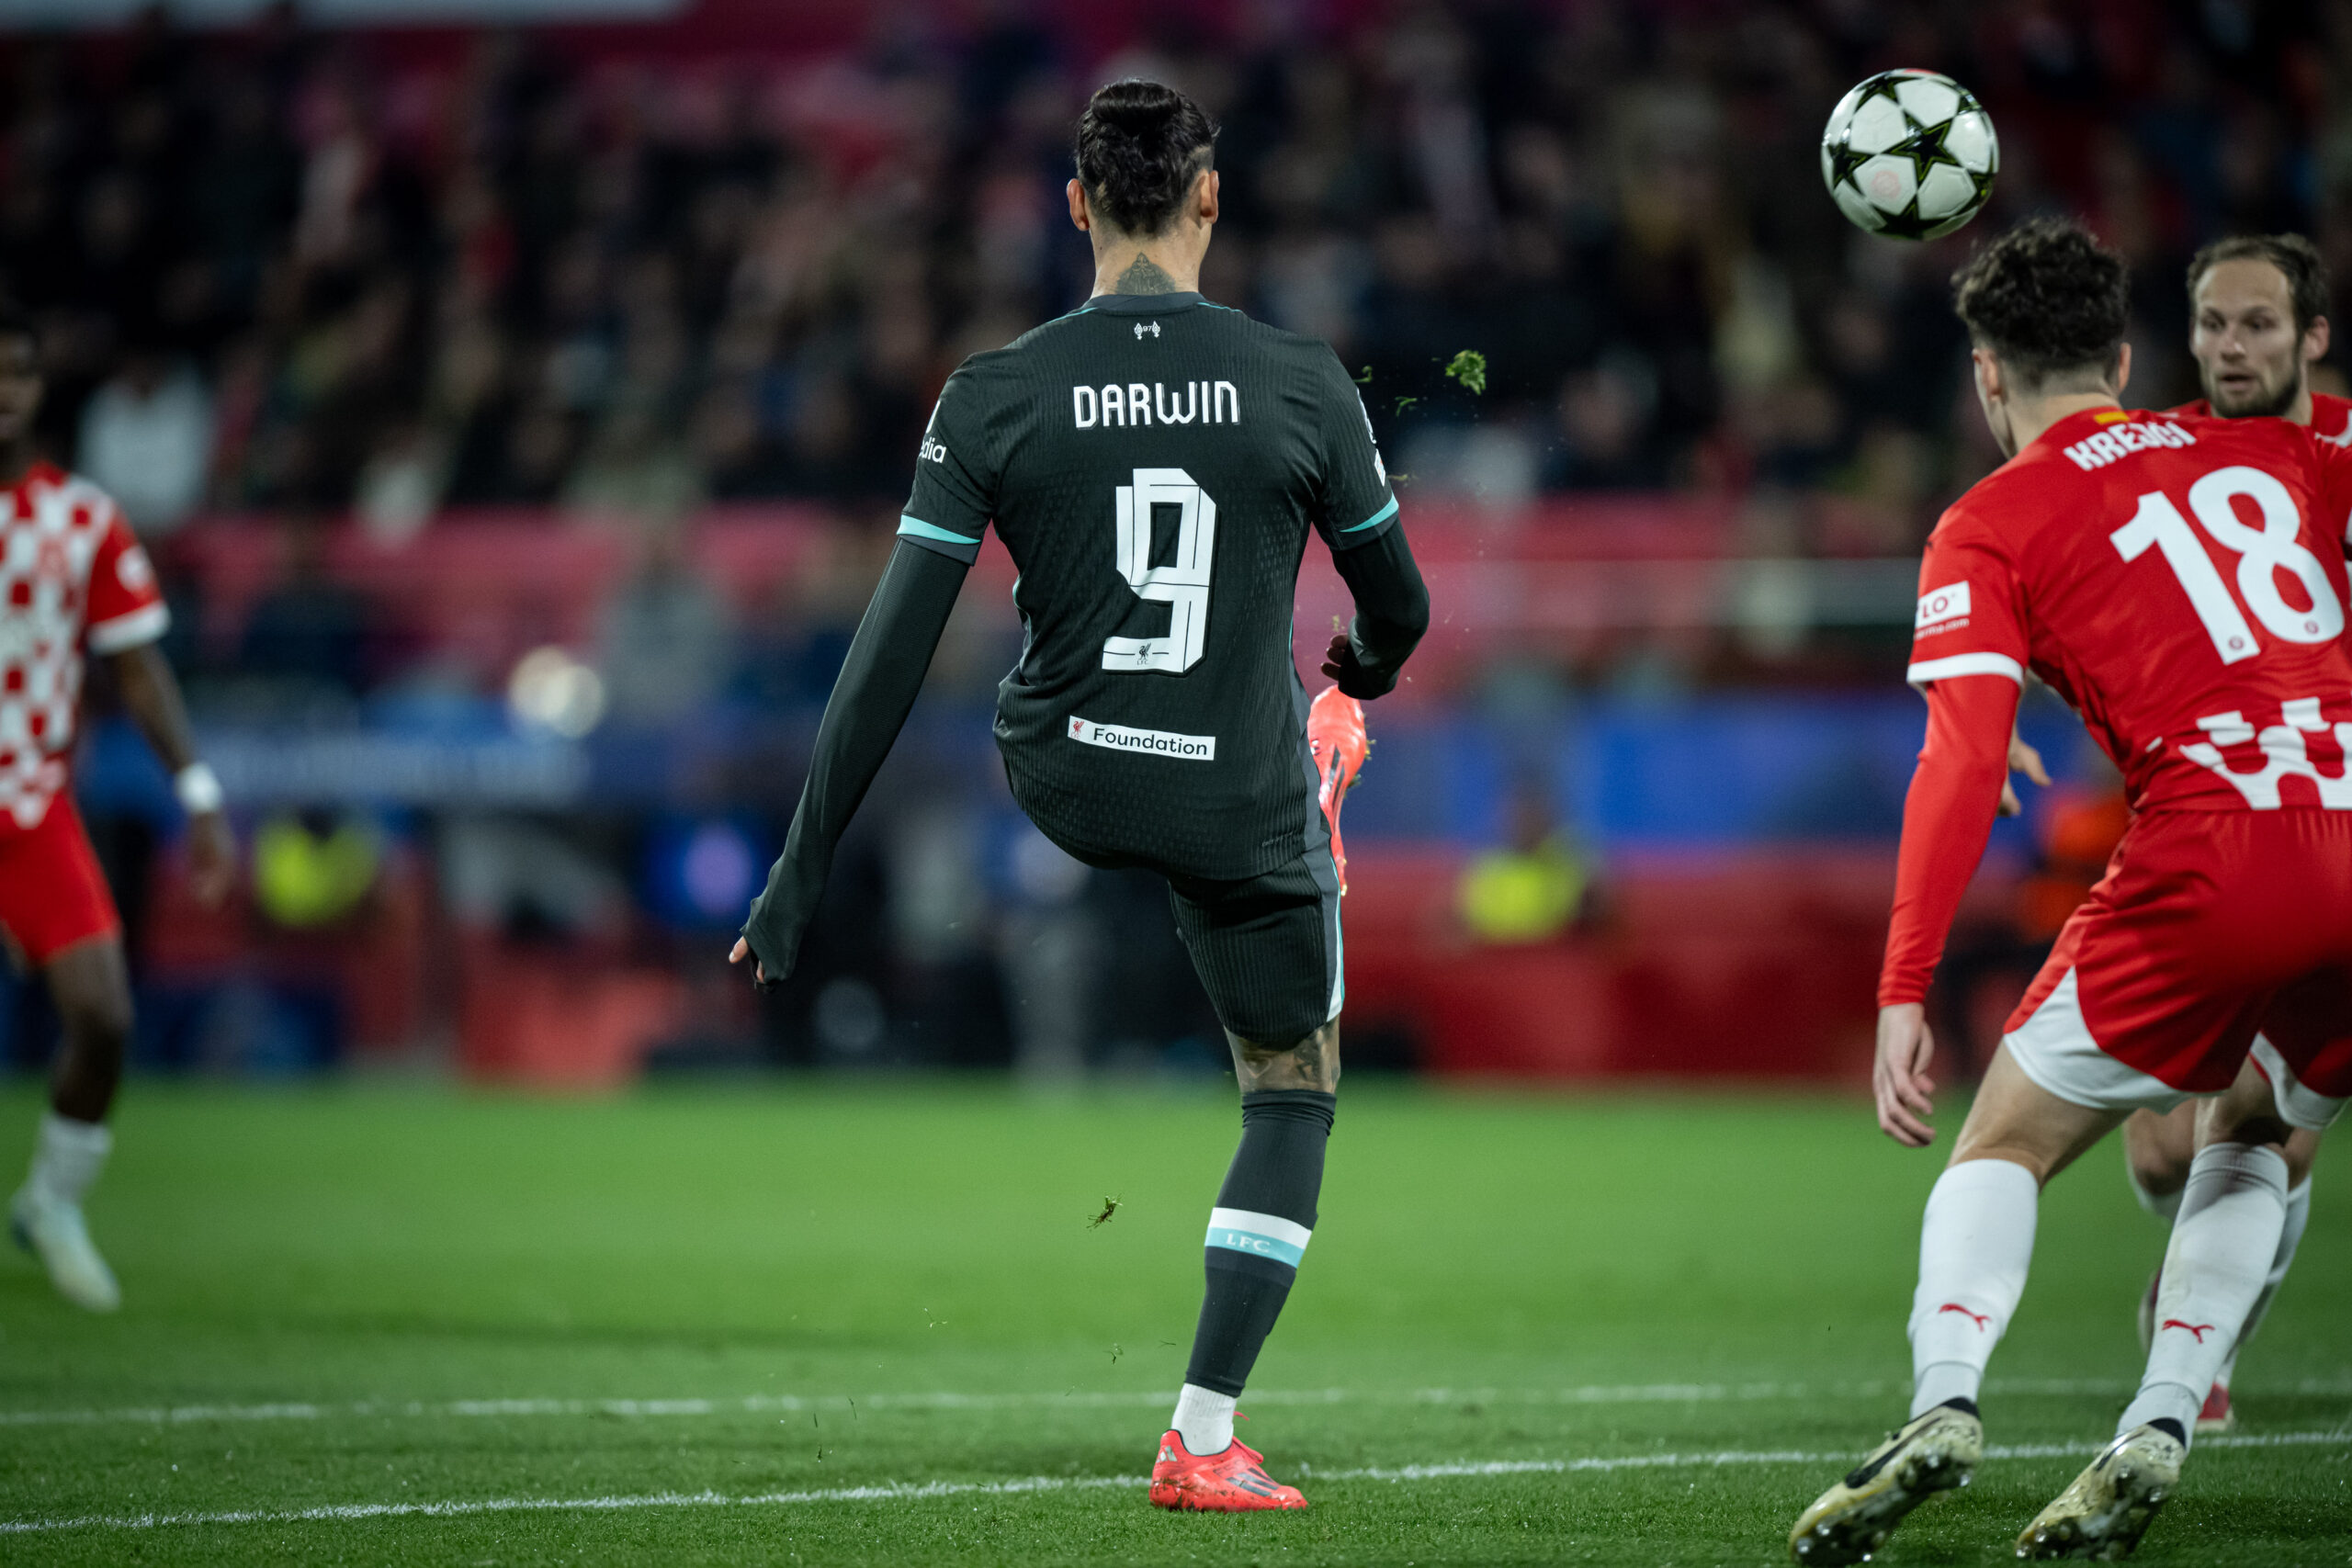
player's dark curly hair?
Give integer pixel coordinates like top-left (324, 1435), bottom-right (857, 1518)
top-left (1951, 218), bottom-right (2131, 391)
top-left (1073, 79), bottom-right (1218, 238)
top-left (2188, 233), bottom-right (2332, 335)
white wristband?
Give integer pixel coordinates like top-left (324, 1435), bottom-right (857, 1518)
top-left (174, 761), bottom-right (224, 817)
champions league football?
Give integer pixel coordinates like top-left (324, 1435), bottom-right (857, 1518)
top-left (1821, 70), bottom-right (2000, 241)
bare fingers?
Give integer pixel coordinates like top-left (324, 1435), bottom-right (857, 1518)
top-left (1877, 1076), bottom-right (1936, 1146)
top-left (726, 937), bottom-right (767, 986)
top-left (2011, 735), bottom-right (2052, 788)
top-left (1873, 1011), bottom-right (1934, 1145)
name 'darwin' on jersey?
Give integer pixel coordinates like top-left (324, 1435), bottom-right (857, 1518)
top-left (1072, 381), bottom-right (1240, 428)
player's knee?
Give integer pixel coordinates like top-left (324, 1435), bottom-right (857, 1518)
top-left (1945, 1145), bottom-right (2057, 1189)
top-left (2282, 1139), bottom-right (2316, 1188)
top-left (2120, 1108), bottom-right (2193, 1200)
top-left (2122, 1138), bottom-right (2187, 1201)
top-left (58, 985), bottom-right (133, 1062)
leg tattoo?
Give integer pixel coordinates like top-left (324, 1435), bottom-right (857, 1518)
top-left (1228, 1021), bottom-right (1340, 1093)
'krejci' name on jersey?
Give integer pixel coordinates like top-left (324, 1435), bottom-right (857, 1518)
top-left (2063, 418), bottom-right (2197, 470)
top-left (1072, 381), bottom-right (1240, 429)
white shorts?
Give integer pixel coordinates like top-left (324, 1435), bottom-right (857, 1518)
top-left (2252, 1037), bottom-right (2349, 1134)
top-left (2004, 968), bottom-right (2199, 1117)
top-left (2006, 970), bottom-right (2345, 1133)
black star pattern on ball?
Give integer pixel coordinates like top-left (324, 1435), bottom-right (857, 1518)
top-left (1827, 136), bottom-right (1874, 187)
top-left (1902, 112), bottom-right (1957, 181)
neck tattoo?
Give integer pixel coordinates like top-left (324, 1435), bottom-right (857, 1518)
top-left (1114, 252), bottom-right (1179, 295)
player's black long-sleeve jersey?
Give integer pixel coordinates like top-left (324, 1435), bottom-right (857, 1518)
top-left (741, 289), bottom-right (1427, 983)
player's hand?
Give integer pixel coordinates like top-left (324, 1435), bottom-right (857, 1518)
top-left (1997, 729), bottom-right (2052, 818)
top-left (1319, 632), bottom-right (1391, 699)
top-left (1873, 1002), bottom-right (1938, 1148)
top-left (187, 809), bottom-right (236, 908)
top-left (727, 936), bottom-right (772, 988)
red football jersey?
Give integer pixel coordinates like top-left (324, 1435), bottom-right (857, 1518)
top-left (2169, 389), bottom-right (2352, 452)
top-left (1908, 407), bottom-right (2352, 815)
top-left (0, 462), bottom-right (168, 832)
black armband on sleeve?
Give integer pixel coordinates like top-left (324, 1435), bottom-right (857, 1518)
top-left (740, 540), bottom-right (968, 985)
top-left (1330, 525), bottom-right (1430, 699)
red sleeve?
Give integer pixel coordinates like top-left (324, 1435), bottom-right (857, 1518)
top-left (1905, 505), bottom-right (2030, 689)
top-left (1881, 509), bottom-right (2030, 1009)
top-left (1879, 672), bottom-right (2021, 1007)
top-left (83, 505), bottom-right (168, 654)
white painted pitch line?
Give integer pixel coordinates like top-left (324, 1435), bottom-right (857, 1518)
top-left (1306, 1428), bottom-right (2352, 1482)
top-left (8, 1375), bottom-right (2346, 1430)
top-left (4, 1429), bottom-right (2346, 1537)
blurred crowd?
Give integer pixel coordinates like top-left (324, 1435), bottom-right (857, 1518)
top-left (2, 1), bottom-right (2346, 570)
top-left (2, 1), bottom-right (2343, 1078)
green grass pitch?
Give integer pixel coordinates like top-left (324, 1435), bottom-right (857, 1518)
top-left (0, 1081), bottom-right (2344, 1565)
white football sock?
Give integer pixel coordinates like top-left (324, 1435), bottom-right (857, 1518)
top-left (2119, 1143), bottom-right (2288, 1442)
top-left (2212, 1175), bottom-right (2308, 1391)
top-left (1907, 1157), bottom-right (2039, 1417)
top-left (1170, 1382), bottom-right (1237, 1456)
top-left (28, 1112), bottom-right (111, 1209)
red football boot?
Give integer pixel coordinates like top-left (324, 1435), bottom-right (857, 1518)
top-left (1307, 685), bottom-right (1368, 894)
top-left (2195, 1381), bottom-right (2233, 1434)
top-left (1149, 1430), bottom-right (1307, 1512)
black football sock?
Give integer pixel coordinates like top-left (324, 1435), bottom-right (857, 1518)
top-left (1182, 1090), bottom-right (1336, 1406)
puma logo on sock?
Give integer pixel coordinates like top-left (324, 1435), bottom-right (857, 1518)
top-left (2161, 1318), bottom-right (2217, 1343)
top-left (1937, 1303), bottom-right (1990, 1330)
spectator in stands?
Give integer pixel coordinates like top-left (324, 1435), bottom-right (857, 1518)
top-left (1459, 783), bottom-right (1597, 945)
top-left (596, 521), bottom-right (732, 725)
top-left (75, 348), bottom-right (213, 536)
top-left (562, 403), bottom-right (703, 522)
top-left (1546, 358), bottom-right (1669, 490)
top-left (237, 513), bottom-right (375, 701)
top-left (5, 2), bottom-right (2331, 527)
top-left (690, 378), bottom-right (788, 500)
top-left (352, 420), bottom-right (447, 546)
top-left (253, 808), bottom-right (384, 932)
top-left (471, 395), bottom-right (577, 507)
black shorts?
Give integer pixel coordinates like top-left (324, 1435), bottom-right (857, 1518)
top-left (1165, 844), bottom-right (1344, 1045)
top-left (1017, 789), bottom-right (1344, 1044)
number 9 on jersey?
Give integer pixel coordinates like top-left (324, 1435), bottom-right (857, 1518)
top-left (1103, 468), bottom-right (1217, 675)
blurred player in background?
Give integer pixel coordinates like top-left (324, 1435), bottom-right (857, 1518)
top-left (731, 81), bottom-right (1428, 1510)
top-left (2007, 231), bottom-right (2341, 1434)
top-left (2120, 234), bottom-right (2339, 1429)
top-left (0, 310), bottom-right (233, 1311)
top-left (1790, 220), bottom-right (2352, 1563)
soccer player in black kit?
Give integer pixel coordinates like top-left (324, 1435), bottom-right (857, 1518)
top-left (730, 80), bottom-right (1429, 1510)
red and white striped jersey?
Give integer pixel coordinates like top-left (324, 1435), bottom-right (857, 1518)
top-left (0, 462), bottom-right (167, 832)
